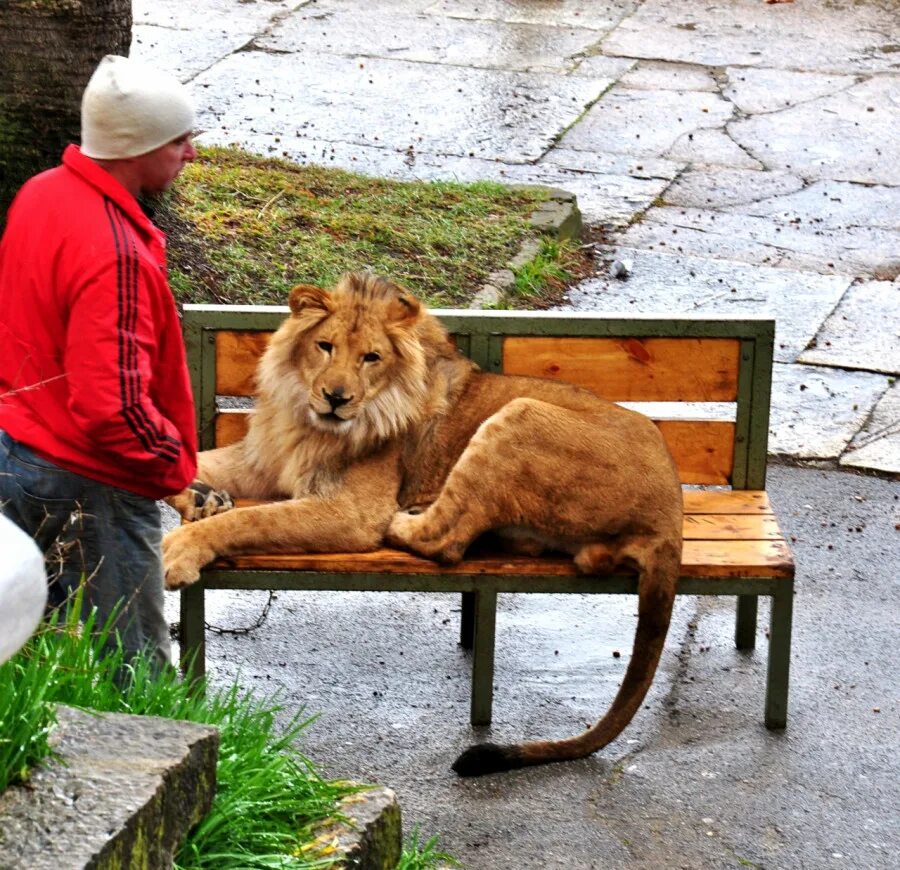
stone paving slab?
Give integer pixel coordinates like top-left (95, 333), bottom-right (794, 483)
top-left (260, 6), bottom-right (603, 73)
top-left (625, 180), bottom-right (900, 277)
top-left (667, 126), bottom-right (763, 170)
top-left (425, 0), bottom-right (640, 30)
top-left (727, 180), bottom-right (900, 233)
top-left (132, 0), bottom-right (295, 32)
top-left (132, 24), bottom-right (247, 82)
top-left (192, 50), bottom-right (610, 163)
top-left (619, 59), bottom-right (720, 92)
top-left (559, 85), bottom-right (734, 158)
top-left (798, 281), bottom-right (900, 375)
top-left (840, 381), bottom-right (900, 474)
top-left (564, 247), bottom-right (849, 363)
top-left (196, 129), bottom-right (670, 226)
top-left (538, 147), bottom-right (683, 182)
top-left (569, 53), bottom-right (636, 80)
top-left (769, 362), bottom-right (891, 460)
top-left (620, 206), bottom-right (900, 276)
top-left (729, 76), bottom-right (900, 185)
top-left (603, 0), bottom-right (900, 74)
top-left (663, 168), bottom-right (805, 209)
top-left (722, 67), bottom-right (860, 116)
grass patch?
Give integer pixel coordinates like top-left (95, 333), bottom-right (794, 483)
top-left (510, 237), bottom-right (583, 306)
top-left (397, 827), bottom-right (460, 869)
top-left (0, 598), bottom-right (454, 868)
top-left (157, 145), bottom-right (558, 309)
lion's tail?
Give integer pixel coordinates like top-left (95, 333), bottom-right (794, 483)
top-left (451, 537), bottom-right (681, 777)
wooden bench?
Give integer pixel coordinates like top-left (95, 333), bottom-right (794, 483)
top-left (178, 306), bottom-right (794, 731)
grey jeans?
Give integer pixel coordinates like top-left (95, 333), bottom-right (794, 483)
top-left (0, 430), bottom-right (171, 671)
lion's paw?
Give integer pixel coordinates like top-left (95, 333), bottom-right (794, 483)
top-left (168, 481), bottom-right (234, 523)
top-left (162, 524), bottom-right (216, 590)
top-left (386, 510), bottom-right (465, 564)
top-left (385, 510), bottom-right (423, 550)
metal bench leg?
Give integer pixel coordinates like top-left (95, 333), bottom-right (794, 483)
top-left (179, 583), bottom-right (206, 691)
top-left (735, 594), bottom-right (758, 650)
top-left (765, 585), bottom-right (793, 729)
top-left (470, 590), bottom-right (497, 726)
top-left (460, 592), bottom-right (475, 649)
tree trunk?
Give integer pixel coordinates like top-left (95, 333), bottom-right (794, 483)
top-left (0, 0), bottom-right (132, 224)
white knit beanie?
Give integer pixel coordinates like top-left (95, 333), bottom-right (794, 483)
top-left (80, 55), bottom-right (195, 159)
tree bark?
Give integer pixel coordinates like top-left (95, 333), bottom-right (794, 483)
top-left (0, 0), bottom-right (132, 223)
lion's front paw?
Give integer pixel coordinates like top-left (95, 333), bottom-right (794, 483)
top-left (167, 481), bottom-right (234, 523)
top-left (162, 524), bottom-right (216, 590)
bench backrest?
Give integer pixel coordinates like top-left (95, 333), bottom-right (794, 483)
top-left (183, 306), bottom-right (774, 489)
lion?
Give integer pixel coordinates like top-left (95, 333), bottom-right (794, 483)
top-left (163, 272), bottom-right (683, 776)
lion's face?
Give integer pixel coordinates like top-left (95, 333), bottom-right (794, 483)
top-left (261, 274), bottom-right (429, 445)
top-left (299, 306), bottom-right (406, 432)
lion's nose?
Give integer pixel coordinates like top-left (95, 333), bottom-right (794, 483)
top-left (323, 387), bottom-right (352, 410)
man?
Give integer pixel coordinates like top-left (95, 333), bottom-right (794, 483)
top-left (0, 55), bottom-right (199, 672)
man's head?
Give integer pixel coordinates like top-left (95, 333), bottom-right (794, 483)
top-left (81, 55), bottom-right (197, 197)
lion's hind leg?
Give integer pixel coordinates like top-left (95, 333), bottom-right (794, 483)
top-left (387, 397), bottom-right (595, 563)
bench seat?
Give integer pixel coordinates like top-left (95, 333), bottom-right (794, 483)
top-left (207, 491), bottom-right (792, 581)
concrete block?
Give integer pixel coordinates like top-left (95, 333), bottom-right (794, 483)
top-left (0, 706), bottom-right (219, 870)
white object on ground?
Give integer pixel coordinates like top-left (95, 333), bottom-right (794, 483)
top-left (0, 514), bottom-right (47, 665)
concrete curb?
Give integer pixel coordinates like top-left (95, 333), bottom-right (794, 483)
top-left (306, 785), bottom-right (402, 869)
top-left (469, 186), bottom-right (583, 309)
top-left (0, 706), bottom-right (219, 870)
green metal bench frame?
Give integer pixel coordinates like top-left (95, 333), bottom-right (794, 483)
top-left (179, 306), bottom-right (793, 730)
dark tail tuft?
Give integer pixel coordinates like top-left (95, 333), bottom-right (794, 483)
top-left (452, 743), bottom-right (525, 777)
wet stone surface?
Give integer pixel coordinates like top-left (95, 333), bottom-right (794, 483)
top-left (603, 0), bottom-right (900, 73)
top-left (840, 380), bottom-right (900, 474)
top-left (667, 126), bottom-right (763, 170)
top-left (192, 50), bottom-right (610, 163)
top-left (259, 6), bottom-right (603, 73)
top-left (722, 67), bottom-right (859, 116)
top-left (426, 0), bottom-right (641, 30)
top-left (729, 76), bottom-right (900, 185)
top-left (563, 247), bottom-right (849, 363)
top-left (768, 362), bottom-right (890, 460)
top-left (798, 281), bottom-right (900, 375)
top-left (559, 85), bottom-right (734, 158)
top-left (619, 205), bottom-right (900, 276)
top-left (663, 169), bottom-right (806, 209)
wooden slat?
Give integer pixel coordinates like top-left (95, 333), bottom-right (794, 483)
top-left (502, 337), bottom-right (740, 402)
top-left (682, 514), bottom-right (781, 540)
top-left (215, 409), bottom-right (251, 448)
top-left (656, 420), bottom-right (734, 485)
top-left (683, 490), bottom-right (771, 514)
top-left (216, 331), bottom-right (271, 395)
top-left (214, 410), bottom-right (735, 485)
top-left (210, 538), bottom-right (793, 579)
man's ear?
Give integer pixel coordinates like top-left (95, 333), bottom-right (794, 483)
top-left (288, 284), bottom-right (334, 317)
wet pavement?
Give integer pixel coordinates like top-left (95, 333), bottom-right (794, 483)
top-left (140, 1), bottom-right (900, 866)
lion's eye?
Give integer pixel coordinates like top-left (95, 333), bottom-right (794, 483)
top-left (317, 341), bottom-right (333, 353)
top-left (363, 352), bottom-right (381, 363)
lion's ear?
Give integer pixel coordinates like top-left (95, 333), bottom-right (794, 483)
top-left (288, 284), bottom-right (335, 317)
top-left (386, 292), bottom-right (421, 328)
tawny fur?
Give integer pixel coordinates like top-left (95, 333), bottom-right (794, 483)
top-left (163, 272), bottom-right (683, 775)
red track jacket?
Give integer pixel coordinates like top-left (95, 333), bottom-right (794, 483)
top-left (0, 145), bottom-right (197, 499)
